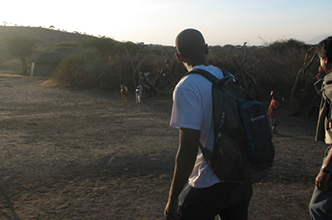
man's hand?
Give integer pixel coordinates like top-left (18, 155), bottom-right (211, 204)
top-left (164, 198), bottom-right (181, 220)
top-left (316, 171), bottom-right (330, 192)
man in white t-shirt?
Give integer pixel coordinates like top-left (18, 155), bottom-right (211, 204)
top-left (164, 29), bottom-right (252, 220)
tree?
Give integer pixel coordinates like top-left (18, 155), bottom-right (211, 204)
top-left (125, 43), bottom-right (145, 89)
top-left (233, 42), bottom-right (259, 99)
top-left (82, 37), bottom-right (121, 59)
top-left (289, 46), bottom-right (317, 116)
top-left (4, 36), bottom-right (36, 75)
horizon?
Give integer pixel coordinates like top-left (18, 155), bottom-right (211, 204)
top-left (2, 0), bottom-right (332, 46)
top-left (1, 25), bottom-right (329, 47)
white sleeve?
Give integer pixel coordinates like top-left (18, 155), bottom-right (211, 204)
top-left (170, 85), bottom-right (202, 131)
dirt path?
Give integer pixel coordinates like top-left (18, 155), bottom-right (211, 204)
top-left (0, 73), bottom-right (326, 219)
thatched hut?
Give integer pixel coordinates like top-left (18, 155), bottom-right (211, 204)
top-left (31, 47), bottom-right (84, 77)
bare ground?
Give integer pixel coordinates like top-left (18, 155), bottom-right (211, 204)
top-left (0, 72), bottom-right (326, 220)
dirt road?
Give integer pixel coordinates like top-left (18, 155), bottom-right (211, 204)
top-left (0, 73), bottom-right (326, 219)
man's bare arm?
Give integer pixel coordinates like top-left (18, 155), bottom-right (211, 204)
top-left (316, 150), bottom-right (332, 192)
top-left (164, 128), bottom-right (200, 219)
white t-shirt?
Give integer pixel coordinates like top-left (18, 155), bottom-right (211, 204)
top-left (325, 118), bottom-right (332, 144)
top-left (170, 65), bottom-right (224, 188)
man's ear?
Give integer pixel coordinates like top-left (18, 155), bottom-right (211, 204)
top-left (322, 57), bottom-right (328, 64)
top-left (205, 44), bottom-right (209, 55)
top-left (176, 53), bottom-right (184, 63)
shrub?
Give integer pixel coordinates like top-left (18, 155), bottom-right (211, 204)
top-left (51, 52), bottom-right (102, 88)
top-left (4, 35), bottom-right (36, 74)
top-left (50, 52), bottom-right (137, 91)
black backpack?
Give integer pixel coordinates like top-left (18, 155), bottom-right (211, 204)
top-left (187, 68), bottom-right (275, 184)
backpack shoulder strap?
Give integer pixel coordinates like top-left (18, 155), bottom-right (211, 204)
top-left (187, 68), bottom-right (219, 82)
top-left (185, 68), bottom-right (231, 158)
top-left (186, 68), bottom-right (236, 87)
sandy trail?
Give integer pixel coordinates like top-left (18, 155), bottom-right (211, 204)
top-left (0, 73), bottom-right (326, 219)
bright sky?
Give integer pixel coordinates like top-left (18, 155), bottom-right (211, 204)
top-left (1, 0), bottom-right (332, 46)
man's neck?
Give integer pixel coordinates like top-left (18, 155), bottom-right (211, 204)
top-left (185, 62), bottom-right (209, 72)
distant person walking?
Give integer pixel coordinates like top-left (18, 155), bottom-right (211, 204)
top-left (267, 90), bottom-right (281, 133)
top-left (135, 85), bottom-right (143, 103)
top-left (120, 84), bottom-right (128, 103)
top-left (309, 36), bottom-right (332, 220)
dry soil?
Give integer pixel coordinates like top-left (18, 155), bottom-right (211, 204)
top-left (0, 72), bottom-right (326, 220)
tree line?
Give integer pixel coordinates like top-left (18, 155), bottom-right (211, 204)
top-left (0, 33), bottom-right (322, 119)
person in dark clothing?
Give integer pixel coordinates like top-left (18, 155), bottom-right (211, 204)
top-left (309, 36), bottom-right (332, 220)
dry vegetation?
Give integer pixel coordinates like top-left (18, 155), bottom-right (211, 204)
top-left (0, 26), bottom-right (322, 118)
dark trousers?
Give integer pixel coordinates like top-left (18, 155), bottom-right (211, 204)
top-left (309, 187), bottom-right (332, 220)
top-left (181, 182), bottom-right (252, 220)
top-left (309, 146), bottom-right (332, 220)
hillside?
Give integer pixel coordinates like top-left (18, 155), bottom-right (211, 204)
top-left (0, 26), bottom-right (96, 44)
